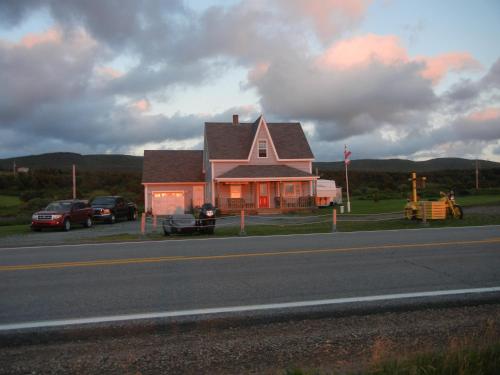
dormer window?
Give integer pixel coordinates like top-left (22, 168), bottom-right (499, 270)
top-left (258, 140), bottom-right (267, 158)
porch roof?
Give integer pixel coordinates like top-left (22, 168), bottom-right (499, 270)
top-left (216, 165), bottom-right (318, 180)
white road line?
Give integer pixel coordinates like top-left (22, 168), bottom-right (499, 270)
top-left (2, 286), bottom-right (500, 331)
top-left (1, 225), bottom-right (499, 251)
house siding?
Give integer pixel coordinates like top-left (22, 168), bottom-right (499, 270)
top-left (248, 122), bottom-right (279, 164)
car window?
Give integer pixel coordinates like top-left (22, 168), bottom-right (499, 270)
top-left (92, 197), bottom-right (116, 205)
top-left (45, 202), bottom-right (72, 212)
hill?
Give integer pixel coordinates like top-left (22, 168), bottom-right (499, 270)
top-left (313, 158), bottom-right (500, 173)
top-left (1, 153), bottom-right (499, 173)
top-left (0, 152), bottom-right (143, 173)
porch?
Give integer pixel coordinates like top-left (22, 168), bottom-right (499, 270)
top-left (215, 180), bottom-right (316, 212)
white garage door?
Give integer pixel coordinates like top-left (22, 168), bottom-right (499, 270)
top-left (152, 192), bottom-right (185, 215)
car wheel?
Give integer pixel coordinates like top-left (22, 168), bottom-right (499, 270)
top-left (163, 228), bottom-right (170, 236)
top-left (63, 219), bottom-right (71, 231)
top-left (31, 227), bottom-right (41, 232)
top-left (84, 217), bottom-right (92, 228)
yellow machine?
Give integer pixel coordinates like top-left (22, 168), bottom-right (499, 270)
top-left (404, 172), bottom-right (463, 220)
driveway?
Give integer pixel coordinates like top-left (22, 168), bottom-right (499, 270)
top-left (1, 219), bottom-right (143, 248)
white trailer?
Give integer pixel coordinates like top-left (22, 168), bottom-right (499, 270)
top-left (316, 179), bottom-right (343, 207)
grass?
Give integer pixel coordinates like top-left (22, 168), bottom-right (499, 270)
top-left (0, 195), bottom-right (21, 207)
top-left (369, 343), bottom-right (500, 375)
top-left (0, 224), bottom-right (30, 237)
top-left (284, 341), bottom-right (500, 375)
top-left (317, 195), bottom-right (500, 215)
top-left (47, 212), bottom-right (500, 244)
top-left (1, 195), bottom-right (498, 241)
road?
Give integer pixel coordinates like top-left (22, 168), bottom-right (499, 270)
top-left (1, 225), bottom-right (499, 330)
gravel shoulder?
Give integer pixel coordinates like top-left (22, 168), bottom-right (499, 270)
top-left (1, 303), bottom-right (499, 374)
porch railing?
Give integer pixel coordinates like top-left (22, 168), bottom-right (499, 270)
top-left (216, 196), bottom-right (315, 210)
top-left (274, 196), bottom-right (315, 208)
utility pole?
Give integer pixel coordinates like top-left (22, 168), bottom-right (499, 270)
top-left (13, 161), bottom-right (16, 176)
top-left (72, 164), bottom-right (76, 199)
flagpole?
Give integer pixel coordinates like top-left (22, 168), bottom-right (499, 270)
top-left (345, 158), bottom-right (350, 213)
top-left (344, 145), bottom-right (351, 213)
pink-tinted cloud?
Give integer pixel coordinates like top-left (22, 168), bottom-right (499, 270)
top-left (467, 107), bottom-right (500, 122)
top-left (132, 99), bottom-right (151, 112)
top-left (95, 66), bottom-right (124, 79)
top-left (315, 34), bottom-right (480, 86)
top-left (418, 52), bottom-right (481, 84)
top-left (317, 34), bottom-right (408, 70)
top-left (248, 62), bottom-right (270, 82)
top-left (20, 28), bottom-right (62, 48)
top-left (276, 0), bottom-right (371, 42)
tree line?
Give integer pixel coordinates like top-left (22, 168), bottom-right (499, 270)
top-left (0, 167), bottom-right (499, 206)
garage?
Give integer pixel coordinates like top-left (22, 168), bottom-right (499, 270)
top-left (152, 192), bottom-right (184, 215)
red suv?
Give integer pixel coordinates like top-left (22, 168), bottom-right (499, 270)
top-left (31, 200), bottom-right (93, 231)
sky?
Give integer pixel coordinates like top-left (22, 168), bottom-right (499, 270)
top-left (0, 0), bottom-right (499, 162)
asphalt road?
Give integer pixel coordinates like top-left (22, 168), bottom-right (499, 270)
top-left (1, 225), bottom-right (499, 329)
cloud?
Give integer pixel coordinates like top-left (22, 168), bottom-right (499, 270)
top-left (274, 0), bottom-right (371, 43)
top-left (317, 34), bottom-right (408, 70)
top-left (0, 27), bottom-right (102, 124)
top-left (250, 40), bottom-right (437, 141)
top-left (19, 27), bottom-right (62, 47)
top-left (418, 52), bottom-right (481, 84)
top-left (0, 1), bottom-right (498, 162)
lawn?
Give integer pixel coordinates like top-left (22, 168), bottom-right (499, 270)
top-left (321, 195), bottom-right (500, 215)
top-left (0, 195), bottom-right (21, 207)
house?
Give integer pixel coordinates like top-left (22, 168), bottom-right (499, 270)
top-left (142, 115), bottom-right (319, 215)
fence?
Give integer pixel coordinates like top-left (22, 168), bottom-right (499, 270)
top-left (139, 209), bottom-right (406, 236)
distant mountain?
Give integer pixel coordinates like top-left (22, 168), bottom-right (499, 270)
top-left (1, 153), bottom-right (498, 174)
top-left (314, 158), bottom-right (500, 173)
top-left (0, 152), bottom-right (143, 173)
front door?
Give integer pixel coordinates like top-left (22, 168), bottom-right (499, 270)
top-left (258, 182), bottom-right (269, 208)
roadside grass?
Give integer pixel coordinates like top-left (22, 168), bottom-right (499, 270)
top-left (369, 342), bottom-right (500, 375)
top-left (55, 212), bottom-right (500, 244)
top-left (285, 341), bottom-right (500, 375)
top-left (0, 224), bottom-right (30, 237)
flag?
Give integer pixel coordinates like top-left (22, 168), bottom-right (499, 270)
top-left (344, 145), bottom-right (351, 165)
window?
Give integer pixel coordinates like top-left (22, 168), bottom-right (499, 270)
top-left (258, 140), bottom-right (267, 158)
top-left (230, 185), bottom-right (242, 198)
top-left (284, 182), bottom-right (300, 197)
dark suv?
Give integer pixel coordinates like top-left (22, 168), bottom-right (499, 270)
top-left (90, 196), bottom-right (138, 224)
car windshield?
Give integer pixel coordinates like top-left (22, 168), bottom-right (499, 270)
top-left (44, 202), bottom-right (72, 212)
top-left (92, 197), bottom-right (116, 205)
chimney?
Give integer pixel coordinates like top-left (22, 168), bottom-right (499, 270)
top-left (232, 114), bottom-right (239, 126)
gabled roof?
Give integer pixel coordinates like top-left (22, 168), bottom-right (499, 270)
top-left (142, 150), bottom-right (204, 183)
top-left (217, 165), bottom-right (315, 179)
top-left (205, 117), bottom-right (314, 160)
